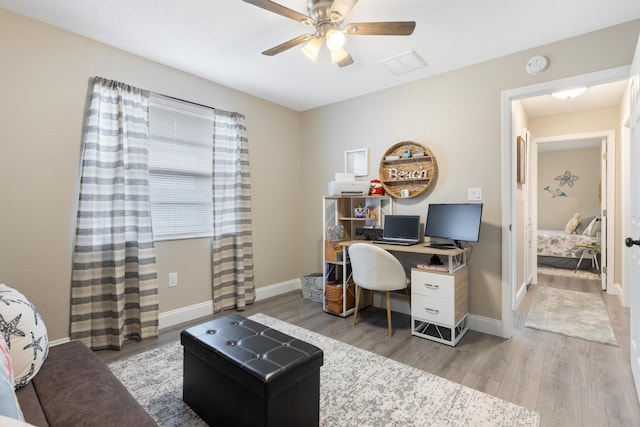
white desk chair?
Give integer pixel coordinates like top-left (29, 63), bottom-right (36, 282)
top-left (348, 243), bottom-right (410, 337)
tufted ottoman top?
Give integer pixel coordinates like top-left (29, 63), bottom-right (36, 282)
top-left (180, 314), bottom-right (323, 384)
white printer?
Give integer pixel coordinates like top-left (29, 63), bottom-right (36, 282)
top-left (328, 173), bottom-right (370, 196)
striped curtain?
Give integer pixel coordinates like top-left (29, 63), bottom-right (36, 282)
top-left (211, 110), bottom-right (255, 312)
top-left (70, 77), bottom-right (159, 350)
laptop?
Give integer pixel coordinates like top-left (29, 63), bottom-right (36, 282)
top-left (372, 215), bottom-right (421, 246)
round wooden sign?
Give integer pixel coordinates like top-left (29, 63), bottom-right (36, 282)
top-left (378, 141), bottom-right (438, 198)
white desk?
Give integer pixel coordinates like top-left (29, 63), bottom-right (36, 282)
top-left (340, 241), bottom-right (469, 271)
top-left (341, 241), bottom-right (470, 346)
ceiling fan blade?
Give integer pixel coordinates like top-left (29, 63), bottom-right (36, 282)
top-left (330, 0), bottom-right (359, 20)
top-left (262, 34), bottom-right (312, 56)
top-left (346, 21), bottom-right (416, 36)
top-left (337, 53), bottom-right (354, 67)
top-left (243, 0), bottom-right (311, 24)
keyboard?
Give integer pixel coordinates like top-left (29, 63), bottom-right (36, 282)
top-left (425, 243), bottom-right (457, 249)
top-left (371, 240), bottom-right (415, 246)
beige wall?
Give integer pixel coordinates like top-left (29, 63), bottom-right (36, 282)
top-left (537, 148), bottom-right (601, 230)
top-left (529, 107), bottom-right (620, 138)
top-left (1, 8), bottom-right (639, 339)
top-left (298, 21), bottom-right (640, 321)
top-left (0, 9), bottom-right (302, 340)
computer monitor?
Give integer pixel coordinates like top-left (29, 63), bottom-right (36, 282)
top-left (424, 203), bottom-right (483, 248)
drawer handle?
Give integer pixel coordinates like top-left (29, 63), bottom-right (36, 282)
top-left (424, 307), bottom-right (439, 315)
top-left (424, 283), bottom-right (439, 290)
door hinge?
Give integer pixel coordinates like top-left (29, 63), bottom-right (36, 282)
top-left (602, 209), bottom-right (607, 217)
top-left (602, 266), bottom-right (607, 275)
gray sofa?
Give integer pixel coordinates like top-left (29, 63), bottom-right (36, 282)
top-left (15, 340), bottom-right (157, 427)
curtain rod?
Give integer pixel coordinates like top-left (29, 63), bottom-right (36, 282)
top-left (151, 91), bottom-right (217, 112)
top-left (93, 76), bottom-right (219, 111)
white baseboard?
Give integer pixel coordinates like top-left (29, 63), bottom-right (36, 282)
top-left (612, 282), bottom-right (626, 306)
top-left (49, 337), bottom-right (70, 347)
top-left (370, 294), bottom-right (506, 338)
top-left (469, 314), bottom-right (504, 337)
top-left (514, 282), bottom-right (527, 310)
top-left (255, 278), bottom-right (301, 302)
top-left (371, 292), bottom-right (411, 315)
top-left (158, 278), bottom-right (301, 331)
top-left (53, 279), bottom-right (511, 343)
top-left (158, 300), bottom-right (214, 330)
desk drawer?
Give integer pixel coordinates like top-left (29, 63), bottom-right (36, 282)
top-left (411, 270), bottom-right (454, 299)
top-left (411, 294), bottom-right (454, 325)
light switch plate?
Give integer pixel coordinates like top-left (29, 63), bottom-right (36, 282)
top-left (169, 272), bottom-right (178, 287)
top-left (468, 187), bottom-right (483, 201)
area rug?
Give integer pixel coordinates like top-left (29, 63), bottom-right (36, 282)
top-left (110, 313), bottom-right (540, 426)
top-left (525, 287), bottom-right (617, 346)
top-left (538, 266), bottom-right (600, 281)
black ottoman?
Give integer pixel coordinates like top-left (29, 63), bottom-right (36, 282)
top-left (180, 314), bottom-right (324, 427)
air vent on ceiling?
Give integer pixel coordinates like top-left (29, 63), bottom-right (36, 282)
top-left (380, 51), bottom-right (427, 76)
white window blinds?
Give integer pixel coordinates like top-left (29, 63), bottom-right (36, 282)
top-left (148, 95), bottom-right (214, 240)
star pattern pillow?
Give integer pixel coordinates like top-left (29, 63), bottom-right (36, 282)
top-left (0, 334), bottom-right (23, 420)
top-left (0, 284), bottom-right (49, 389)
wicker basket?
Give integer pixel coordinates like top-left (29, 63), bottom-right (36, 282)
top-left (325, 281), bottom-right (355, 314)
top-left (324, 240), bottom-right (344, 262)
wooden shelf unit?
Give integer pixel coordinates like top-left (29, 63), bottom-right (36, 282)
top-left (322, 195), bottom-right (392, 317)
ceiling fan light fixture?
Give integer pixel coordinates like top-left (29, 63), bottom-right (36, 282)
top-left (301, 37), bottom-right (322, 61)
top-left (552, 87), bottom-right (587, 100)
top-left (330, 47), bottom-right (349, 64)
top-left (325, 28), bottom-right (346, 51)
top-left (244, 0), bottom-right (417, 68)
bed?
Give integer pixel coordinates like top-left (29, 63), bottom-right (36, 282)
top-left (537, 215), bottom-right (601, 271)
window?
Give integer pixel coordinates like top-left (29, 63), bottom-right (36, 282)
top-left (148, 95), bottom-right (214, 240)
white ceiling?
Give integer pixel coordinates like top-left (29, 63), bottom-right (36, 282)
top-left (2, 0), bottom-right (640, 112)
top-left (520, 80), bottom-right (629, 119)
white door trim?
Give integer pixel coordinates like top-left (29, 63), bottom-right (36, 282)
top-left (621, 120), bottom-right (631, 307)
top-left (500, 65), bottom-right (630, 338)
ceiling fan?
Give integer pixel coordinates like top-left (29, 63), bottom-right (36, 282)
top-left (243, 0), bottom-right (416, 67)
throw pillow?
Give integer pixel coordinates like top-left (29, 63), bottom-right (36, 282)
top-left (575, 215), bottom-right (594, 235)
top-left (0, 284), bottom-right (49, 389)
top-left (0, 416), bottom-right (36, 427)
top-left (583, 215), bottom-right (601, 237)
top-left (0, 334), bottom-right (23, 420)
top-left (564, 213), bottom-right (581, 234)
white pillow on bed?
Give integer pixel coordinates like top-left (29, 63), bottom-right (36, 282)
top-left (583, 215), bottom-right (601, 237)
top-left (564, 213), bottom-right (581, 234)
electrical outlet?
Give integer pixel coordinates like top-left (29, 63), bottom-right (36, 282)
top-left (168, 272), bottom-right (178, 287)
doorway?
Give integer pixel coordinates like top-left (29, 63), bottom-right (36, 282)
top-left (499, 65), bottom-right (630, 339)
top-left (530, 132), bottom-right (613, 293)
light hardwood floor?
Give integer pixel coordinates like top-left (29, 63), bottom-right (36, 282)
top-left (98, 271), bottom-right (640, 426)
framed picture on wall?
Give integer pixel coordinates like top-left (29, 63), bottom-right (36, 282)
top-left (345, 148), bottom-right (368, 177)
top-left (517, 135), bottom-right (526, 184)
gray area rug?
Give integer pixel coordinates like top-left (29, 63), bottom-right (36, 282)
top-left (525, 287), bottom-right (618, 346)
top-left (537, 266), bottom-right (600, 281)
top-left (110, 313), bottom-right (540, 426)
